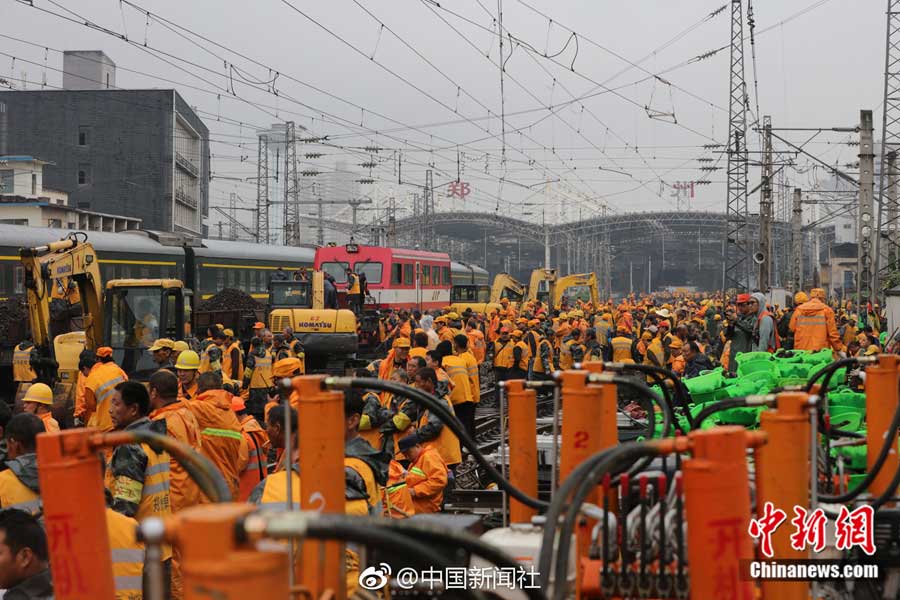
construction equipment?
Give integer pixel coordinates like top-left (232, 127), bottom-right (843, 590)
top-left (554, 272), bottom-right (601, 310)
top-left (267, 271), bottom-right (358, 373)
top-left (450, 273), bottom-right (525, 315)
top-left (527, 268), bottom-right (558, 306)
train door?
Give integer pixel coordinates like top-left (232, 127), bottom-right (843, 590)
top-left (415, 260), bottom-right (422, 312)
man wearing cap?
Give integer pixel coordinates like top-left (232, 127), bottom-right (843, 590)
top-left (397, 432), bottom-right (447, 514)
top-left (668, 338), bottom-right (686, 375)
top-left (611, 325), bottom-right (637, 364)
top-left (789, 289), bottom-right (843, 353)
top-left (264, 358), bottom-right (303, 425)
top-left (232, 393), bottom-right (269, 502)
top-left (725, 294), bottom-right (756, 375)
top-left (150, 338), bottom-right (176, 370)
top-left (222, 329), bottom-right (244, 384)
top-left (84, 347), bottom-right (129, 432)
top-left (509, 329), bottom-right (532, 379)
top-left (378, 338), bottom-right (410, 381)
top-left (243, 338), bottom-right (274, 424)
top-left (493, 327), bottom-right (515, 383)
top-left (21, 384), bottom-right (58, 433)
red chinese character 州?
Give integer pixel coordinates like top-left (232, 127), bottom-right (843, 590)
top-left (790, 506), bottom-right (827, 553)
top-left (748, 501), bottom-right (787, 558)
top-left (835, 505), bottom-right (876, 556)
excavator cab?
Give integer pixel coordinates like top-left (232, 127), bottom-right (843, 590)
top-left (103, 279), bottom-right (184, 380)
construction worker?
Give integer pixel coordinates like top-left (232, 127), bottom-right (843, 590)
top-left (410, 331), bottom-right (429, 360)
top-left (383, 457), bottom-right (415, 518)
top-left (283, 326), bottom-right (305, 368)
top-left (584, 328), bottom-right (604, 363)
top-left (243, 337), bottom-right (273, 425)
top-left (789, 289), bottom-right (843, 353)
top-left (248, 405), bottom-right (300, 508)
top-left (191, 372), bottom-right (248, 502)
top-left (73, 349), bottom-right (97, 427)
top-left (725, 293), bottom-right (756, 375)
top-left (509, 329), bottom-right (531, 379)
top-left (454, 334), bottom-right (480, 440)
top-left (85, 347), bottom-right (129, 432)
top-left (0, 414), bottom-right (44, 514)
top-left (644, 329), bottom-right (666, 370)
top-left (266, 358), bottom-right (303, 424)
top-left (531, 322), bottom-right (554, 380)
top-left (344, 389), bottom-right (390, 517)
top-left (378, 337), bottom-right (410, 380)
top-left (0, 510), bottom-right (53, 599)
top-left (12, 338), bottom-right (35, 385)
top-left (465, 318), bottom-right (486, 364)
top-left (104, 503), bottom-right (146, 600)
top-left (149, 338), bottom-right (176, 370)
top-left (171, 340), bottom-right (190, 365)
top-left (398, 432), bottom-right (448, 514)
top-left (106, 380), bottom-right (173, 596)
top-left (748, 293), bottom-right (779, 353)
top-left (222, 329), bottom-right (244, 383)
top-left (439, 340), bottom-right (473, 446)
top-left (233, 394), bottom-right (269, 502)
top-left (412, 367), bottom-right (462, 470)
top-left (558, 328), bottom-right (586, 370)
top-left (683, 341), bottom-right (714, 378)
top-left (493, 327), bottom-right (515, 382)
top-left (434, 316), bottom-right (454, 343)
top-left (346, 267), bottom-right (362, 315)
top-left (175, 350), bottom-right (201, 401)
top-left (669, 338), bottom-right (686, 375)
top-left (200, 329), bottom-right (228, 373)
top-left (21, 384), bottom-right (58, 433)
top-left (148, 369), bottom-right (202, 514)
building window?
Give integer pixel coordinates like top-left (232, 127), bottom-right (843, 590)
top-left (31, 174), bottom-right (36, 195)
top-left (78, 164), bottom-right (90, 185)
top-left (0, 170), bottom-right (12, 194)
top-left (78, 126), bottom-right (90, 146)
top-left (47, 219), bottom-right (62, 228)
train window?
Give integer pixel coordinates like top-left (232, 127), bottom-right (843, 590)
top-left (141, 267), bottom-right (151, 279)
top-left (432, 267), bottom-right (440, 285)
top-left (422, 265), bottom-right (431, 285)
top-left (14, 266), bottom-right (23, 294)
top-left (442, 266), bottom-right (451, 285)
top-left (403, 263), bottom-right (414, 285)
top-left (391, 263), bottom-right (402, 285)
top-left (321, 261), bottom-right (349, 284)
top-left (227, 269), bottom-right (235, 288)
top-left (239, 269), bottom-right (246, 290)
top-left (216, 269), bottom-right (224, 290)
top-left (354, 262), bottom-right (382, 285)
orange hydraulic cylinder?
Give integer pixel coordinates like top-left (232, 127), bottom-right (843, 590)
top-left (683, 426), bottom-right (763, 600)
top-left (559, 370), bottom-right (605, 502)
top-left (756, 392), bottom-right (811, 600)
top-left (865, 354), bottom-right (900, 498)
top-left (292, 375), bottom-right (347, 600)
top-left (172, 503), bottom-right (289, 599)
top-left (37, 429), bottom-right (115, 600)
top-left (506, 379), bottom-right (538, 523)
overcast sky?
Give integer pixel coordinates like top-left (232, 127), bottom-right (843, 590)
top-left (1, 0), bottom-right (885, 230)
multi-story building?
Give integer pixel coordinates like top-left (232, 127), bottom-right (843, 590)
top-left (0, 51), bottom-right (208, 234)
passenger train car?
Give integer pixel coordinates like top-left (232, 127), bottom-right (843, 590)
top-left (314, 243), bottom-right (489, 311)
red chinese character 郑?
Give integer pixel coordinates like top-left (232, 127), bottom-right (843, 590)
top-left (835, 505), bottom-right (876, 556)
top-left (748, 501), bottom-right (787, 558)
top-left (448, 181), bottom-right (471, 199)
top-left (790, 506), bottom-right (827, 553)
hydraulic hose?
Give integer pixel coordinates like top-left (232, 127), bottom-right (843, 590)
top-left (552, 444), bottom-right (662, 600)
top-left (536, 440), bottom-right (669, 595)
top-left (817, 396), bottom-right (900, 503)
top-left (689, 398), bottom-right (751, 430)
top-left (100, 429), bottom-right (232, 503)
top-left (805, 357), bottom-right (869, 394)
top-left (327, 377), bottom-right (549, 510)
top-left (608, 362), bottom-right (692, 425)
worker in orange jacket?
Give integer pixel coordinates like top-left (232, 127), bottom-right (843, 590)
top-left (383, 459), bottom-right (415, 518)
top-left (398, 432), bottom-right (448, 514)
top-left (190, 372), bottom-right (248, 501)
top-left (232, 394), bottom-right (269, 502)
top-left (84, 347), bottom-right (128, 432)
top-left (789, 290), bottom-right (844, 353)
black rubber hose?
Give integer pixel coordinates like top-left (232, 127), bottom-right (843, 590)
top-left (126, 429), bottom-right (232, 503)
top-left (536, 441), bottom-right (664, 594)
top-left (689, 398), bottom-right (749, 430)
top-left (615, 363), bottom-right (692, 425)
top-left (804, 357), bottom-right (861, 393)
top-left (553, 444), bottom-right (661, 600)
top-left (338, 378), bottom-right (548, 510)
top-left (818, 397), bottom-right (900, 503)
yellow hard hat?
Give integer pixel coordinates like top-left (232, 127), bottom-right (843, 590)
top-left (175, 350), bottom-right (201, 370)
top-left (148, 338), bottom-right (175, 352)
top-left (24, 383), bottom-right (53, 406)
top-left (446, 312), bottom-right (460, 320)
top-left (223, 328), bottom-right (234, 338)
top-left (172, 341), bottom-right (190, 352)
top-left (794, 291), bottom-right (809, 304)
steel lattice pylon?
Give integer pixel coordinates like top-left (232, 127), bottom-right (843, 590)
top-left (877, 0), bottom-right (900, 289)
top-left (724, 0), bottom-right (750, 291)
top-left (283, 121), bottom-right (302, 246)
top-left (256, 133), bottom-right (270, 244)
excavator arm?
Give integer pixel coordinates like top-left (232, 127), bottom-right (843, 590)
top-left (19, 232), bottom-right (104, 352)
top-left (489, 273), bottom-right (525, 304)
top-left (553, 272), bottom-right (600, 309)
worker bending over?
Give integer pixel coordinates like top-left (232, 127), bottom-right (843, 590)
top-left (398, 432), bottom-right (448, 514)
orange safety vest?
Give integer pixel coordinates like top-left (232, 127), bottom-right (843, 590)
top-left (85, 361), bottom-right (128, 432)
top-left (190, 389), bottom-right (247, 501)
top-left (239, 414), bottom-right (269, 502)
top-left (406, 445), bottom-right (448, 514)
top-left (150, 401), bottom-right (203, 513)
top-left (383, 460), bottom-right (415, 518)
top-left (467, 329), bottom-right (486, 363)
top-left (442, 355), bottom-right (472, 406)
top-left (493, 340), bottom-right (515, 369)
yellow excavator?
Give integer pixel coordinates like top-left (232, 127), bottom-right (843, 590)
top-left (450, 272), bottom-right (525, 315)
top-left (267, 271), bottom-right (358, 373)
top-left (19, 232), bottom-right (184, 398)
top-left (526, 268), bottom-right (558, 306)
top-left (553, 272), bottom-right (601, 310)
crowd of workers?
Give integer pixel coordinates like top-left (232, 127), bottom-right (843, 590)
top-left (0, 283), bottom-right (890, 599)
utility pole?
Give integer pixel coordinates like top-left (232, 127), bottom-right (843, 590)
top-left (888, 151), bottom-right (899, 269)
top-left (283, 121), bottom-right (301, 246)
top-left (256, 133), bottom-right (270, 244)
top-left (791, 188), bottom-right (803, 292)
top-left (724, 0), bottom-right (750, 291)
top-left (758, 115), bottom-right (773, 292)
top-left (229, 192), bottom-right (237, 240)
top-left (876, 0), bottom-right (900, 289)
top-left (387, 196), bottom-right (396, 247)
top-left (316, 184), bottom-right (324, 246)
top-left (858, 110), bottom-right (876, 315)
